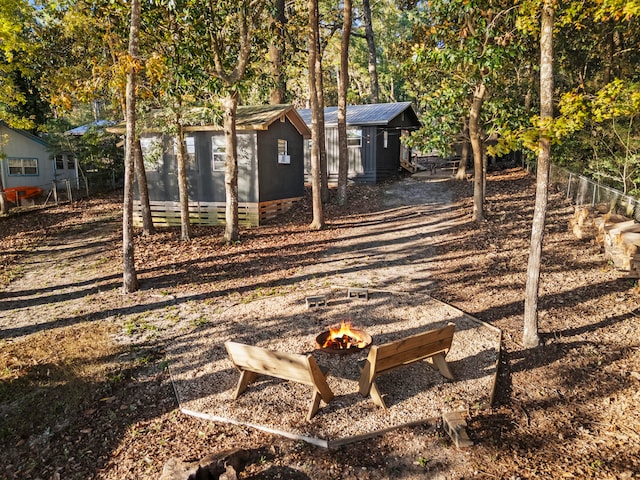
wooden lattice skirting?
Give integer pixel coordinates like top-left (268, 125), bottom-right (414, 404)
top-left (133, 197), bottom-right (302, 227)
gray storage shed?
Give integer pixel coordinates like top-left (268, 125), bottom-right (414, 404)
top-left (114, 104), bottom-right (310, 227)
top-left (298, 102), bottom-right (421, 183)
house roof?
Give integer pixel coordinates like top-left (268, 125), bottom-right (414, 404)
top-left (0, 121), bottom-right (48, 146)
top-left (108, 104), bottom-right (311, 138)
top-left (297, 102), bottom-right (420, 128)
top-left (65, 120), bottom-right (117, 136)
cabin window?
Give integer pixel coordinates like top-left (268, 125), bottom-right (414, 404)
top-left (55, 155), bottom-right (64, 170)
top-left (347, 129), bottom-right (362, 147)
top-left (211, 136), bottom-right (226, 171)
top-left (7, 158), bottom-right (38, 176)
top-left (383, 131), bottom-right (389, 149)
top-left (277, 139), bottom-right (290, 164)
top-left (173, 136), bottom-right (197, 170)
top-left (66, 155), bottom-right (75, 170)
top-left (140, 136), bottom-right (163, 170)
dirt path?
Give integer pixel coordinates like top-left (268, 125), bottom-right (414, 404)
top-left (0, 217), bottom-right (121, 342)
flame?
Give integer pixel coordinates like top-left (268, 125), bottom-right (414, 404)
top-left (322, 320), bottom-right (366, 349)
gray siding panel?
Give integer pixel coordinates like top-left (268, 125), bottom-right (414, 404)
top-left (257, 120), bottom-right (305, 202)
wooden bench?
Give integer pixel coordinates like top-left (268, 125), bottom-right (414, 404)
top-left (358, 323), bottom-right (456, 410)
top-left (225, 341), bottom-right (334, 421)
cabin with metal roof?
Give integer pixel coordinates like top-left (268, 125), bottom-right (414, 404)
top-left (111, 104), bottom-right (311, 227)
top-left (297, 102), bottom-right (421, 184)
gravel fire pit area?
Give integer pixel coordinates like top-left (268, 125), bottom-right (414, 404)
top-left (166, 289), bottom-right (501, 448)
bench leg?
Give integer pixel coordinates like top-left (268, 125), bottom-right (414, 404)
top-left (307, 390), bottom-right (322, 421)
top-left (431, 353), bottom-right (454, 380)
top-left (368, 381), bottom-right (388, 411)
top-left (233, 370), bottom-right (259, 399)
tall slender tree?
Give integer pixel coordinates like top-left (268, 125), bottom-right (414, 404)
top-left (122, 0), bottom-right (140, 293)
top-left (523, 0), bottom-right (554, 348)
top-left (337, 0), bottom-right (353, 207)
top-left (362, 0), bottom-right (379, 103)
top-left (308, 0), bottom-right (325, 230)
top-left (269, 0), bottom-right (287, 104)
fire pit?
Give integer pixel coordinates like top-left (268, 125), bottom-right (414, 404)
top-left (315, 320), bottom-right (372, 354)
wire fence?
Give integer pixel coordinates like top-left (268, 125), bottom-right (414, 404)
top-left (549, 164), bottom-right (640, 219)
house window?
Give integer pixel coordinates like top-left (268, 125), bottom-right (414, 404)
top-left (55, 155), bottom-right (64, 170)
top-left (66, 155), bottom-right (75, 170)
top-left (7, 158), bottom-right (38, 176)
top-left (347, 129), bottom-right (362, 147)
top-left (211, 136), bottom-right (226, 171)
top-left (278, 139), bottom-right (290, 164)
top-left (384, 131), bottom-right (389, 149)
top-left (173, 136), bottom-right (197, 170)
top-left (140, 136), bottom-right (163, 170)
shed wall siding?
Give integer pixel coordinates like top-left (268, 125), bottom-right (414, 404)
top-left (257, 120), bottom-right (305, 202)
top-left (142, 131), bottom-right (259, 204)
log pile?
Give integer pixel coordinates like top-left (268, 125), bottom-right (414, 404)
top-left (569, 206), bottom-right (640, 277)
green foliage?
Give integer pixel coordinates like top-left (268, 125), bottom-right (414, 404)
top-left (554, 80), bottom-right (640, 195)
top-left (45, 116), bottom-right (124, 181)
top-left (0, 0), bottom-right (41, 128)
top-left (400, 0), bottom-right (533, 155)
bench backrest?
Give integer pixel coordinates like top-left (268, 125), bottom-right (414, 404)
top-left (370, 322), bottom-right (455, 375)
top-left (225, 341), bottom-right (326, 389)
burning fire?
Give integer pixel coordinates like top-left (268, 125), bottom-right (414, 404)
top-left (322, 320), bottom-right (367, 350)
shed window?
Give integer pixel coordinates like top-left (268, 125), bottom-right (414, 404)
top-left (278, 139), bottom-right (290, 164)
top-left (173, 136), bottom-right (197, 169)
top-left (55, 155), bottom-right (64, 170)
top-left (66, 155), bottom-right (75, 169)
top-left (212, 136), bottom-right (226, 171)
top-left (384, 131), bottom-right (388, 149)
top-left (140, 136), bottom-right (163, 170)
top-left (7, 158), bottom-right (38, 176)
top-left (347, 129), bottom-right (362, 147)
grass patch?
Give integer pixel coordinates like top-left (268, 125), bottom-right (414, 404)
top-left (0, 322), bottom-right (122, 442)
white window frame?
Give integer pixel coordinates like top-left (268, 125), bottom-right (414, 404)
top-left (211, 136), bottom-right (226, 171)
top-left (173, 135), bottom-right (197, 170)
top-left (55, 154), bottom-right (64, 170)
top-left (140, 136), bottom-right (163, 170)
top-left (347, 129), bottom-right (362, 148)
top-left (277, 139), bottom-right (290, 164)
top-left (7, 157), bottom-right (39, 176)
top-left (383, 131), bottom-right (389, 149)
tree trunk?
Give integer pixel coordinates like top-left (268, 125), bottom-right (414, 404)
top-left (523, 0), bottom-right (554, 348)
top-left (315, 41), bottom-right (329, 203)
top-left (308, 0), bottom-right (324, 230)
top-left (0, 175), bottom-right (8, 215)
top-left (122, 0), bottom-right (140, 293)
top-left (134, 139), bottom-right (155, 235)
top-left (455, 116), bottom-right (470, 180)
top-left (337, 0), bottom-right (352, 207)
top-left (362, 0), bottom-right (379, 103)
top-left (469, 82), bottom-right (486, 221)
top-left (175, 118), bottom-right (191, 242)
top-left (223, 93), bottom-right (240, 243)
top-left (269, 0), bottom-right (286, 104)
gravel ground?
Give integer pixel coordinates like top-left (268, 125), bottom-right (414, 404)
top-left (166, 289), bottom-right (501, 446)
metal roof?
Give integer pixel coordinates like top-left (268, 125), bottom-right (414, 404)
top-left (64, 120), bottom-right (117, 136)
top-left (108, 104), bottom-right (311, 138)
top-left (297, 102), bottom-right (418, 127)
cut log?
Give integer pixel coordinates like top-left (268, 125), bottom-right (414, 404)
top-left (569, 206), bottom-right (597, 240)
top-left (159, 449), bottom-right (251, 480)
